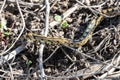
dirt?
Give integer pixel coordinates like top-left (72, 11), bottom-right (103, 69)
top-left (0, 0), bottom-right (120, 80)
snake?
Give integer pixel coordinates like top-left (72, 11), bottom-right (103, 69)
top-left (26, 5), bottom-right (119, 47)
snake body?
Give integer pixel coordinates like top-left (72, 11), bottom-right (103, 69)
top-left (27, 6), bottom-right (119, 47)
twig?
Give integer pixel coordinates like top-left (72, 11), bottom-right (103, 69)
top-left (50, 0), bottom-right (58, 9)
top-left (61, 47), bottom-right (74, 62)
top-left (7, 62), bottom-right (14, 80)
top-left (0, 44), bottom-right (26, 65)
top-left (49, 4), bottom-right (79, 28)
top-left (63, 45), bottom-right (101, 62)
top-left (107, 71), bottom-right (120, 79)
top-left (88, 35), bottom-right (109, 53)
top-left (0, 0), bottom-right (26, 55)
top-left (0, 0), bottom-right (40, 6)
top-left (39, 0), bottom-right (50, 80)
top-left (43, 46), bottom-right (59, 63)
top-left (0, 0), bottom-right (6, 14)
top-left (98, 54), bottom-right (120, 79)
top-left (76, 0), bottom-right (118, 17)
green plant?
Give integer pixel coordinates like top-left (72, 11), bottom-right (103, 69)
top-left (60, 20), bottom-right (68, 28)
top-left (27, 60), bottom-right (32, 65)
top-left (54, 15), bottom-right (62, 22)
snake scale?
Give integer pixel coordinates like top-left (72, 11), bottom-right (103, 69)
top-left (26, 5), bottom-right (119, 47)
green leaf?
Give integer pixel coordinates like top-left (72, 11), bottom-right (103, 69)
top-left (27, 60), bottom-right (32, 65)
top-left (4, 31), bottom-right (10, 36)
top-left (54, 15), bottom-right (62, 22)
top-left (60, 20), bottom-right (68, 28)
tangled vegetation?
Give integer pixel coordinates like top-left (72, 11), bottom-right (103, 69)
top-left (0, 0), bottom-right (120, 80)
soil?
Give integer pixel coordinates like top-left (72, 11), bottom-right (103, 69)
top-left (0, 0), bottom-right (120, 80)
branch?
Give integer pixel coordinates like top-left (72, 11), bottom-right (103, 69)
top-left (39, 0), bottom-right (50, 80)
top-left (0, 44), bottom-right (26, 65)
